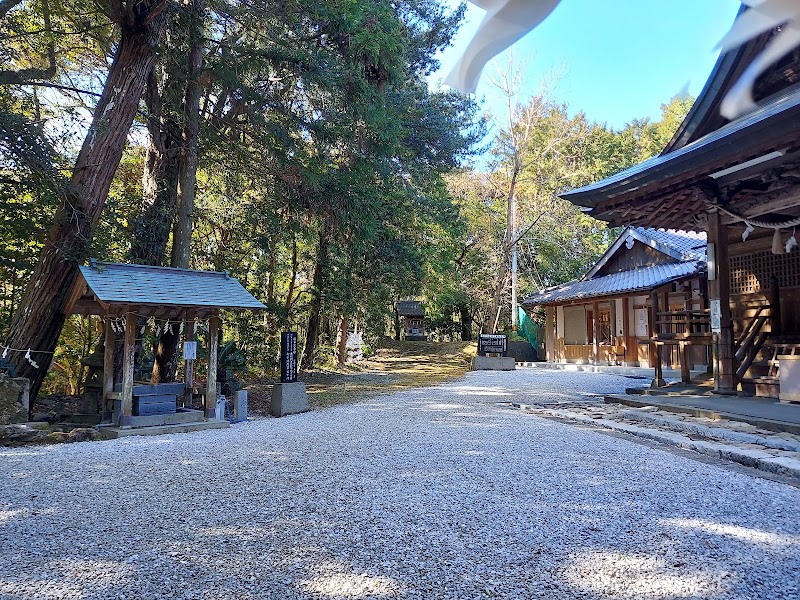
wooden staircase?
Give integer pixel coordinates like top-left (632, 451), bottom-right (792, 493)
top-left (739, 340), bottom-right (800, 398)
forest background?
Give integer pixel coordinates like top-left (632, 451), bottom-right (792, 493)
top-left (1, 0), bottom-right (692, 399)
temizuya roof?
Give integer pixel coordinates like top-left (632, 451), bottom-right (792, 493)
top-left (74, 262), bottom-right (266, 313)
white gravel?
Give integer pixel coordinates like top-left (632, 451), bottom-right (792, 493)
top-left (2, 369), bottom-right (800, 599)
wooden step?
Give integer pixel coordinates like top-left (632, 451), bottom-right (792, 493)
top-left (741, 376), bottom-right (780, 399)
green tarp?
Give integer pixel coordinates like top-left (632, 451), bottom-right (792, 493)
top-left (518, 306), bottom-right (541, 352)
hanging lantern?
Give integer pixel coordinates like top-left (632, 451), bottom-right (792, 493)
top-left (772, 229), bottom-right (783, 255)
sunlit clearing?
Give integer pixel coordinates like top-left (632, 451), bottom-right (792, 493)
top-left (563, 550), bottom-right (726, 598)
top-left (300, 566), bottom-right (402, 598)
top-left (0, 509), bottom-right (26, 524)
top-left (662, 517), bottom-right (800, 548)
top-left (424, 403), bottom-right (466, 410)
top-left (450, 386), bottom-right (515, 397)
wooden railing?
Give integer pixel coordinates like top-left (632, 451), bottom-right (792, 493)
top-left (654, 309), bottom-right (711, 340)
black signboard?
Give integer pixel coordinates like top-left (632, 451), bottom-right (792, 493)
top-left (280, 331), bottom-right (298, 383)
top-left (478, 334), bottom-right (508, 356)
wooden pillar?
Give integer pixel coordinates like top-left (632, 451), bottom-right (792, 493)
top-left (545, 306), bottom-right (555, 362)
top-left (102, 314), bottom-right (116, 410)
top-left (651, 291), bottom-right (665, 387)
top-left (592, 301), bottom-right (600, 365)
top-left (205, 314), bottom-right (220, 419)
top-left (700, 276), bottom-right (712, 372)
top-left (680, 342), bottom-right (691, 382)
top-left (183, 309), bottom-right (195, 409)
top-left (708, 208), bottom-right (735, 393)
top-left (681, 281), bottom-right (692, 378)
top-left (120, 310), bottom-right (136, 426)
top-left (769, 274), bottom-right (782, 336)
top-left (622, 297), bottom-right (631, 366)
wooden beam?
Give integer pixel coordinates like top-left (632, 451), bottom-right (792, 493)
top-left (205, 314), bottom-right (220, 419)
top-left (650, 291), bottom-right (665, 387)
top-left (183, 309), bottom-right (196, 408)
top-left (592, 301), bottom-right (600, 365)
top-left (102, 315), bottom-right (115, 410)
top-left (622, 297), bottom-right (631, 366)
top-left (722, 186), bottom-right (800, 224)
top-left (545, 306), bottom-right (555, 362)
top-left (708, 208), bottom-right (736, 393)
top-left (120, 310), bottom-right (136, 426)
top-left (64, 277), bottom-right (87, 316)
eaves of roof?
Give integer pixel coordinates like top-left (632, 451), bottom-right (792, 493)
top-left (78, 262), bottom-right (266, 310)
top-left (583, 227), bottom-right (705, 281)
top-left (561, 90), bottom-right (800, 208)
top-left (523, 261), bottom-right (703, 307)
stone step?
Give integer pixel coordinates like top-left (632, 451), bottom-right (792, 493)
top-left (515, 404), bottom-right (800, 483)
top-left (123, 408), bottom-right (205, 428)
top-left (97, 418), bottom-right (229, 439)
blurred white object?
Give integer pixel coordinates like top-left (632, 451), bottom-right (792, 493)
top-left (786, 230), bottom-right (798, 253)
top-left (719, 0), bottom-right (800, 119)
top-left (444, 0), bottom-right (561, 93)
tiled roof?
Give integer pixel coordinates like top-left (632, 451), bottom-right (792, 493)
top-left (397, 300), bottom-right (425, 316)
top-left (524, 261), bottom-right (703, 306)
top-left (79, 262), bottom-right (266, 310)
top-left (584, 226), bottom-right (706, 281)
top-left (638, 228), bottom-right (706, 261)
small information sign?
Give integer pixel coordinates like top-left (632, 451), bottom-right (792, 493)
top-left (183, 341), bottom-right (197, 360)
top-left (281, 331), bottom-right (298, 383)
top-left (478, 334), bottom-right (508, 356)
top-left (710, 299), bottom-right (722, 333)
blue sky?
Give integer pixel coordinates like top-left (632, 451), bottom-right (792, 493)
top-left (432, 0), bottom-right (742, 130)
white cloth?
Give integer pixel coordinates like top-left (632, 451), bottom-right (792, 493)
top-left (444, 0), bottom-right (561, 94)
top-left (718, 0), bottom-right (800, 119)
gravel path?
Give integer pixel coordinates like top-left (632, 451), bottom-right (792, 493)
top-left (2, 369), bottom-right (800, 599)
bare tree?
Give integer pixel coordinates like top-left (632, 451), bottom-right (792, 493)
top-left (483, 57), bottom-right (567, 333)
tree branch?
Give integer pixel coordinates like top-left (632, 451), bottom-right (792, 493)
top-left (24, 81), bottom-right (102, 98)
top-left (0, 0), bottom-right (23, 21)
top-left (0, 0), bottom-right (56, 85)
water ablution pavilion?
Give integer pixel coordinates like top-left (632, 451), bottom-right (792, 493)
top-left (66, 261), bottom-right (265, 435)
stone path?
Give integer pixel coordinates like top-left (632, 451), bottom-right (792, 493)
top-left (1, 369), bottom-right (800, 599)
top-left (513, 378), bottom-right (800, 483)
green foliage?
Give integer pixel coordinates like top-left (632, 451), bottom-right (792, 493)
top-left (2, 0), bottom-right (697, 389)
top-left (40, 315), bottom-right (100, 396)
top-left (438, 92), bottom-right (694, 335)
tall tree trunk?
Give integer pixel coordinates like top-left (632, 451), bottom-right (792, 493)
top-left (284, 233), bottom-right (298, 314)
top-left (151, 328), bottom-right (180, 383)
top-left (484, 168), bottom-right (519, 333)
top-left (301, 226), bottom-right (330, 370)
top-left (5, 8), bottom-right (169, 400)
top-left (127, 64), bottom-right (183, 384)
top-left (336, 315), bottom-right (349, 365)
top-left (459, 303), bottom-right (472, 341)
top-left (159, 17), bottom-right (203, 380)
top-left (171, 0), bottom-right (204, 269)
top-left (128, 63), bottom-right (183, 266)
top-left (486, 269), bottom-right (509, 333)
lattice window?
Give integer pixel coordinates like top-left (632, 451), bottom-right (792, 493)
top-left (730, 250), bottom-right (800, 294)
